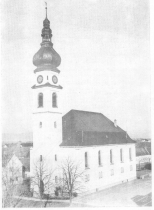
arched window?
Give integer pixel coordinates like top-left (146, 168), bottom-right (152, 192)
top-left (129, 148), bottom-right (132, 161)
top-left (55, 154), bottom-right (57, 161)
top-left (110, 149), bottom-right (113, 164)
top-left (40, 155), bottom-right (42, 162)
top-left (98, 150), bottom-right (102, 166)
top-left (52, 93), bottom-right (57, 108)
top-left (38, 93), bottom-right (43, 107)
top-left (85, 152), bottom-right (88, 168)
top-left (120, 149), bottom-right (123, 162)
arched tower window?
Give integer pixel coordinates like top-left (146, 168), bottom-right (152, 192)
top-left (52, 93), bottom-right (57, 108)
top-left (38, 93), bottom-right (43, 107)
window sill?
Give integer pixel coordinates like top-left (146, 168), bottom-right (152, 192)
top-left (110, 163), bottom-right (114, 165)
top-left (99, 165), bottom-right (103, 167)
top-left (38, 106), bottom-right (43, 108)
top-left (121, 161), bottom-right (124, 163)
top-left (85, 167), bottom-right (90, 170)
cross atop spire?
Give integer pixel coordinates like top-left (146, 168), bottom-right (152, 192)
top-left (45, 2), bottom-right (47, 18)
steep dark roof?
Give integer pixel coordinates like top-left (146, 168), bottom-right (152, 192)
top-left (61, 110), bottom-right (135, 146)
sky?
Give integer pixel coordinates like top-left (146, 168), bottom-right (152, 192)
top-left (1, 0), bottom-right (151, 138)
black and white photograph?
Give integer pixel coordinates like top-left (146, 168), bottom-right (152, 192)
top-left (1, 0), bottom-right (152, 207)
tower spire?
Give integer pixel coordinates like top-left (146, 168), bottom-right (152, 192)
top-left (45, 2), bottom-right (47, 18)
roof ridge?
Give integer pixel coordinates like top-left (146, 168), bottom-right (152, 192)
top-left (70, 109), bottom-right (102, 115)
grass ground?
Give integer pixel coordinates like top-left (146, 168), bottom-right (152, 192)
top-left (15, 199), bottom-right (70, 208)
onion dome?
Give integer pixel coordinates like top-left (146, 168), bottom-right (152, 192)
top-left (33, 5), bottom-right (61, 70)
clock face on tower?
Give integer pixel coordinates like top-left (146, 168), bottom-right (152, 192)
top-left (37, 75), bottom-right (43, 84)
top-left (52, 75), bottom-right (58, 84)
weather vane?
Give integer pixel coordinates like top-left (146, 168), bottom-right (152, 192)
top-left (45, 2), bottom-right (47, 18)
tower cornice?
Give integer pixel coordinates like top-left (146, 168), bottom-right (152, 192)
top-left (31, 83), bottom-right (63, 89)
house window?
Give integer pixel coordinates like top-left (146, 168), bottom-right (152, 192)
top-left (85, 152), bottom-right (89, 168)
top-left (40, 122), bottom-right (42, 128)
top-left (52, 93), bottom-right (57, 108)
top-left (111, 169), bottom-right (114, 176)
top-left (38, 93), bottom-right (43, 107)
top-left (54, 121), bottom-right (57, 128)
top-left (47, 76), bottom-right (48, 80)
top-left (129, 148), bottom-right (132, 161)
top-left (120, 149), bottom-right (123, 162)
top-left (55, 155), bottom-right (57, 161)
top-left (110, 149), bottom-right (113, 164)
top-left (121, 167), bottom-right (124, 173)
top-left (98, 150), bottom-right (102, 166)
top-left (40, 155), bottom-right (42, 162)
top-left (130, 165), bottom-right (133, 171)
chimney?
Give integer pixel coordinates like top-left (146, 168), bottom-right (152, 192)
top-left (114, 119), bottom-right (117, 127)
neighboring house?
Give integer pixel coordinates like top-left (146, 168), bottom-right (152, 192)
top-left (4, 154), bottom-right (23, 183)
top-left (30, 11), bottom-right (136, 196)
top-left (3, 154), bottom-right (30, 183)
top-left (136, 142), bottom-right (151, 170)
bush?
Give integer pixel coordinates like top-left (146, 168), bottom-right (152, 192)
top-left (54, 187), bottom-right (61, 196)
top-left (72, 192), bottom-right (78, 197)
top-left (42, 194), bottom-right (49, 199)
top-left (145, 163), bottom-right (151, 170)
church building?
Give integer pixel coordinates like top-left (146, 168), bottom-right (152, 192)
top-left (30, 8), bottom-right (136, 195)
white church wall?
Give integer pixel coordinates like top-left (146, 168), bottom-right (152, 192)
top-left (30, 142), bottom-right (136, 195)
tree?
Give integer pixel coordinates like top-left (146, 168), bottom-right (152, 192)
top-left (59, 157), bottom-right (85, 204)
top-left (31, 156), bottom-right (54, 201)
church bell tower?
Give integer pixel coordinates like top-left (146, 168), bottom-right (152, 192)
top-left (32, 6), bottom-right (63, 149)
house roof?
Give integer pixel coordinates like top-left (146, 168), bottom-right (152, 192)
top-left (19, 158), bottom-right (30, 171)
top-left (136, 142), bottom-right (151, 156)
top-left (61, 110), bottom-right (135, 146)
